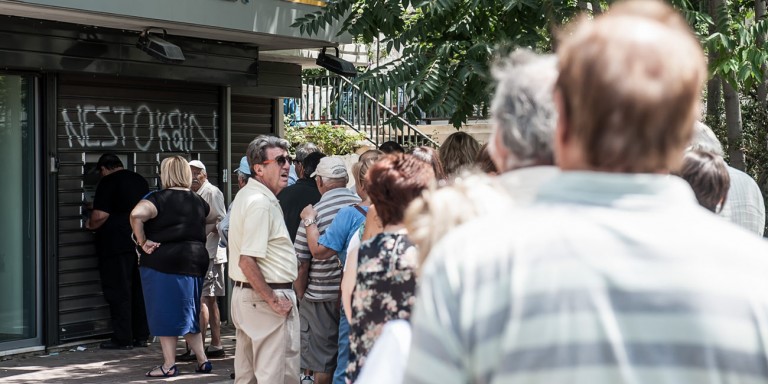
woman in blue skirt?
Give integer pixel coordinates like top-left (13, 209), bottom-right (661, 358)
top-left (130, 155), bottom-right (212, 377)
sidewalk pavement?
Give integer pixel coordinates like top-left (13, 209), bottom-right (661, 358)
top-left (0, 324), bottom-right (237, 384)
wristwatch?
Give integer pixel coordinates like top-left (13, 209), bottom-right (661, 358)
top-left (303, 217), bottom-right (317, 227)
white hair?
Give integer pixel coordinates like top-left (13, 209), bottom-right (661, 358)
top-left (489, 49), bottom-right (558, 171)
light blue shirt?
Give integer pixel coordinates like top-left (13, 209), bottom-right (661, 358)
top-left (318, 204), bottom-right (368, 265)
top-left (406, 172), bottom-right (768, 384)
top-left (288, 164), bottom-right (298, 186)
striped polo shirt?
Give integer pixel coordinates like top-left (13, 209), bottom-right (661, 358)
top-left (294, 187), bottom-right (360, 302)
top-left (405, 172), bottom-right (768, 384)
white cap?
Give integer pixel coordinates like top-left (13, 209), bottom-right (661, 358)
top-left (188, 160), bottom-right (206, 171)
top-left (310, 157), bottom-right (347, 179)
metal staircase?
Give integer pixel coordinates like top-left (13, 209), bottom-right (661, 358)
top-left (286, 73), bottom-right (439, 148)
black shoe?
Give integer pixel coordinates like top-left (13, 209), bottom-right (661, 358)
top-left (100, 341), bottom-right (133, 350)
top-left (133, 339), bottom-right (150, 348)
top-left (176, 349), bottom-right (197, 361)
top-left (205, 346), bottom-right (225, 358)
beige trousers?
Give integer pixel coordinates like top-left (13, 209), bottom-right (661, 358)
top-left (232, 286), bottom-right (300, 384)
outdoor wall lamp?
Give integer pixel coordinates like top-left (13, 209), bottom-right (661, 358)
top-left (137, 28), bottom-right (186, 64)
top-left (316, 46), bottom-right (356, 77)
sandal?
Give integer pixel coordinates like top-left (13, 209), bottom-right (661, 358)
top-left (145, 364), bottom-right (178, 377)
top-left (195, 361), bottom-right (213, 374)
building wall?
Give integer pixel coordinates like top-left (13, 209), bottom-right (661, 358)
top-left (4, 0), bottom-right (348, 49)
top-left (0, 15), bottom-right (292, 347)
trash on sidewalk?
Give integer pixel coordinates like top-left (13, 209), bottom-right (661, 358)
top-left (69, 346), bottom-right (87, 352)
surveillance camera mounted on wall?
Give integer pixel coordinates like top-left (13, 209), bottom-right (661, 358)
top-left (137, 28), bottom-right (186, 64)
top-left (316, 46), bottom-right (357, 77)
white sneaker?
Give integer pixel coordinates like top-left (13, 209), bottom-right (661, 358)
top-left (300, 374), bottom-right (314, 384)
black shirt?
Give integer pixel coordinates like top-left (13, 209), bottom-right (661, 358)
top-left (139, 189), bottom-right (210, 277)
top-left (92, 169), bottom-right (149, 254)
top-left (277, 178), bottom-right (322, 243)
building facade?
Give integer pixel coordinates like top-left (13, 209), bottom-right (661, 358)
top-left (0, 0), bottom-right (344, 355)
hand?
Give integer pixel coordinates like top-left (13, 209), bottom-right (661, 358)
top-left (141, 240), bottom-right (161, 254)
top-left (300, 205), bottom-right (317, 221)
top-left (269, 294), bottom-right (293, 316)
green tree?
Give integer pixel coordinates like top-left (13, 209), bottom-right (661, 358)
top-left (293, 0), bottom-right (584, 128)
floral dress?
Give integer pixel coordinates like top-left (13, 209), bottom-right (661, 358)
top-left (347, 231), bottom-right (418, 382)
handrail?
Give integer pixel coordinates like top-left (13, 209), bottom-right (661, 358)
top-left (288, 73), bottom-right (439, 148)
top-left (336, 76), bottom-right (438, 146)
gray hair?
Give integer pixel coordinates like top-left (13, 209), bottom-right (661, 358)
top-left (246, 135), bottom-right (290, 176)
top-left (689, 121), bottom-right (724, 157)
top-left (490, 49), bottom-right (558, 171)
top-left (320, 175), bottom-right (348, 188)
top-left (236, 170), bottom-right (249, 184)
top-left (296, 142), bottom-right (320, 162)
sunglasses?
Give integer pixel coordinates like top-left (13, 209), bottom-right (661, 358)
top-left (261, 155), bottom-right (293, 167)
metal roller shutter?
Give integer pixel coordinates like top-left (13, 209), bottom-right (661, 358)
top-left (55, 74), bottom-right (221, 341)
top-left (229, 94), bottom-right (274, 195)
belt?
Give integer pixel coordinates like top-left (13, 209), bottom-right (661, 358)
top-left (233, 280), bottom-right (293, 290)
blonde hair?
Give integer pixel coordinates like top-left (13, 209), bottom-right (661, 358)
top-left (160, 155), bottom-right (192, 189)
top-left (405, 172), bottom-right (513, 268)
top-left (556, 0), bottom-right (706, 172)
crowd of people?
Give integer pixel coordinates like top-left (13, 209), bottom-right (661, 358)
top-left (84, 0), bottom-right (768, 383)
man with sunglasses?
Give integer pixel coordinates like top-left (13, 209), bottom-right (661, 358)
top-left (228, 135), bottom-right (300, 384)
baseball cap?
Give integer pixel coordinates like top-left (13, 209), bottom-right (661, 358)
top-left (311, 156), bottom-right (347, 179)
top-left (188, 160), bottom-right (206, 171)
top-left (237, 156), bottom-right (251, 176)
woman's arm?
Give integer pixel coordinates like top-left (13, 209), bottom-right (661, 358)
top-left (130, 200), bottom-right (160, 254)
top-left (341, 231), bottom-right (361, 324)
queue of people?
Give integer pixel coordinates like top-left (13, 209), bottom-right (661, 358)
top-left (84, 1), bottom-right (768, 383)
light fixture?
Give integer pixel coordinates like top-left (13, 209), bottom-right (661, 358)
top-left (137, 28), bottom-right (185, 64)
top-left (316, 46), bottom-right (356, 77)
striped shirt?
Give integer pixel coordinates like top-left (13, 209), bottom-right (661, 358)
top-left (720, 166), bottom-right (765, 236)
top-left (405, 172), bottom-right (768, 384)
top-left (295, 187), bottom-right (360, 302)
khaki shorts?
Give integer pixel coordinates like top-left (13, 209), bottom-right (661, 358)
top-left (299, 298), bottom-right (340, 373)
top-left (202, 260), bottom-right (225, 297)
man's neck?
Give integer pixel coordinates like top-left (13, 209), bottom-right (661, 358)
top-left (103, 167), bottom-right (124, 176)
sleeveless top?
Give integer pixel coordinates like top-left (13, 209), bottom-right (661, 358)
top-left (347, 231), bottom-right (418, 381)
top-left (139, 189), bottom-right (210, 277)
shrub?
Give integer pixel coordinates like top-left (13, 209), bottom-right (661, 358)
top-left (285, 123), bottom-right (365, 156)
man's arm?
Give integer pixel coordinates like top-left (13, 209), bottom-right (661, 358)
top-left (403, 258), bottom-right (465, 384)
top-left (86, 209), bottom-right (110, 230)
top-left (293, 217), bottom-right (313, 301)
top-left (305, 223), bottom-right (337, 260)
top-left (239, 255), bottom-right (292, 316)
top-left (295, 260), bottom-right (309, 302)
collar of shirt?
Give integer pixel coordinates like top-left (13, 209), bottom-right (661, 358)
top-left (536, 171), bottom-right (698, 210)
top-left (196, 179), bottom-right (212, 194)
top-left (246, 177), bottom-right (279, 203)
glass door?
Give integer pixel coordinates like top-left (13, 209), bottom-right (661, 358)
top-left (0, 75), bottom-right (38, 346)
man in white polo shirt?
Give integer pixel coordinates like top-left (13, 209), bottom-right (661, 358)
top-left (228, 135), bottom-right (299, 384)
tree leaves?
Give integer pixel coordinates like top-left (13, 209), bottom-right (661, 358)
top-left (291, 0), bottom-right (768, 127)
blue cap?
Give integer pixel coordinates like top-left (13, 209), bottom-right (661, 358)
top-left (237, 156), bottom-right (251, 176)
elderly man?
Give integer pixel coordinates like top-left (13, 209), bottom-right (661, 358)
top-left (487, 48), bottom-right (560, 200)
top-left (405, 1), bottom-right (768, 383)
top-left (288, 142), bottom-right (320, 186)
top-left (176, 160), bottom-right (226, 361)
top-left (690, 121), bottom-right (766, 236)
top-left (294, 156), bottom-right (360, 384)
top-left (229, 135), bottom-right (299, 384)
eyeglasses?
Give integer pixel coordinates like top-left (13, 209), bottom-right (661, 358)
top-left (261, 155), bottom-right (293, 167)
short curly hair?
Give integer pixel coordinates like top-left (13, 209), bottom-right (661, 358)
top-left (366, 154), bottom-right (433, 226)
